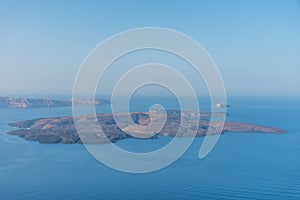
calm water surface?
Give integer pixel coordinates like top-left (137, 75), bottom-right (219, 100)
top-left (0, 97), bottom-right (299, 199)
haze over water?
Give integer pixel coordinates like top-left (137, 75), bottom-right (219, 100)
top-left (1, 1), bottom-right (300, 199)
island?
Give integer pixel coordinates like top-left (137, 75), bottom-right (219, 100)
top-left (0, 96), bottom-right (110, 108)
top-left (7, 110), bottom-right (286, 144)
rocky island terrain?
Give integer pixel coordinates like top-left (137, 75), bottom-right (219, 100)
top-left (8, 110), bottom-right (286, 144)
top-left (0, 96), bottom-right (110, 108)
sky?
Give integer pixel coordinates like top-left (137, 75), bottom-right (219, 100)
top-left (0, 0), bottom-right (300, 97)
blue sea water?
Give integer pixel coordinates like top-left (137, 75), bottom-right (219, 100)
top-left (0, 96), bottom-right (300, 200)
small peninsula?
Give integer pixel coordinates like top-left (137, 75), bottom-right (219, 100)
top-left (0, 96), bottom-right (110, 108)
top-left (8, 110), bottom-right (286, 144)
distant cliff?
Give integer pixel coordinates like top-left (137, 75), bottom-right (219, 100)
top-left (0, 97), bottom-right (110, 108)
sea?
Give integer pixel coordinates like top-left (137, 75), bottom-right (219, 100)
top-left (0, 96), bottom-right (300, 200)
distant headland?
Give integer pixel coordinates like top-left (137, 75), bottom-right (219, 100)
top-left (0, 96), bottom-right (110, 108)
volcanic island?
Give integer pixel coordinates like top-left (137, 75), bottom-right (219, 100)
top-left (7, 110), bottom-right (286, 144)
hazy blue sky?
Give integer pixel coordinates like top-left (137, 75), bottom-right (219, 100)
top-left (1, 0), bottom-right (300, 97)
